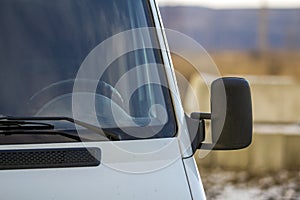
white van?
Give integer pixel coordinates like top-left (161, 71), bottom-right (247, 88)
top-left (0, 0), bottom-right (252, 199)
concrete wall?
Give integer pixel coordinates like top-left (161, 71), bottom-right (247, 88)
top-left (250, 77), bottom-right (300, 123)
top-left (181, 75), bottom-right (300, 173)
top-left (196, 130), bottom-right (300, 174)
top-left (183, 74), bottom-right (300, 123)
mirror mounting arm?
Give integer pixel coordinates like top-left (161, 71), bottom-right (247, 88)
top-left (191, 112), bottom-right (211, 120)
top-left (185, 114), bottom-right (205, 153)
top-left (190, 112), bottom-right (215, 150)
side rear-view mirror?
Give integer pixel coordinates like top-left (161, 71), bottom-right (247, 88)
top-left (187, 77), bottom-right (253, 151)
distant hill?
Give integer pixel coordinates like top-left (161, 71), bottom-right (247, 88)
top-left (159, 6), bottom-right (300, 51)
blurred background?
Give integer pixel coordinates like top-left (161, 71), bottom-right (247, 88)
top-left (157, 0), bottom-right (300, 199)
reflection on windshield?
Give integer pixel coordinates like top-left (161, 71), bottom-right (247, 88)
top-left (0, 0), bottom-right (176, 140)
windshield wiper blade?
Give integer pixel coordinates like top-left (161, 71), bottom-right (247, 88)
top-left (0, 116), bottom-right (74, 122)
top-left (0, 116), bottom-right (120, 140)
top-left (0, 120), bottom-right (54, 131)
top-left (0, 130), bottom-right (82, 142)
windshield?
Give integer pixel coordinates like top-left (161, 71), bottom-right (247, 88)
top-left (0, 0), bottom-right (176, 143)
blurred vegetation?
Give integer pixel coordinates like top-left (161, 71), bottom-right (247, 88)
top-left (172, 50), bottom-right (300, 81)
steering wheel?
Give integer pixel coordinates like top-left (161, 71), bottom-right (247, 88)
top-left (28, 79), bottom-right (124, 114)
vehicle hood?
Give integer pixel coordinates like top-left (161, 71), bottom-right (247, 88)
top-left (0, 138), bottom-right (192, 200)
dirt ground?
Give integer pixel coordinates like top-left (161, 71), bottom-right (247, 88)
top-left (198, 167), bottom-right (300, 200)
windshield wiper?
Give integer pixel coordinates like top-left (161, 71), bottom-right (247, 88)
top-left (0, 116), bottom-right (120, 140)
top-left (0, 120), bottom-right (54, 131)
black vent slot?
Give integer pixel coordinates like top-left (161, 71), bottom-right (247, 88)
top-left (0, 148), bottom-right (101, 170)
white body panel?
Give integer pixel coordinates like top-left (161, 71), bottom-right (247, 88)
top-left (183, 157), bottom-right (207, 200)
top-left (0, 139), bottom-right (193, 200)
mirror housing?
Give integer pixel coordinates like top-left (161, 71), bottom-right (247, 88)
top-left (188, 77), bottom-right (253, 151)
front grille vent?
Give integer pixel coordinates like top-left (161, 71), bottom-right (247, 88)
top-left (0, 148), bottom-right (101, 170)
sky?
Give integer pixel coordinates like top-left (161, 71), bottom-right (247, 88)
top-left (157, 0), bottom-right (300, 9)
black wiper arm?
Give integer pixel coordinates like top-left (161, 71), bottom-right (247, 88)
top-left (0, 120), bottom-right (54, 131)
top-left (0, 130), bottom-right (82, 142)
top-left (0, 116), bottom-right (75, 122)
top-left (0, 116), bottom-right (120, 140)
